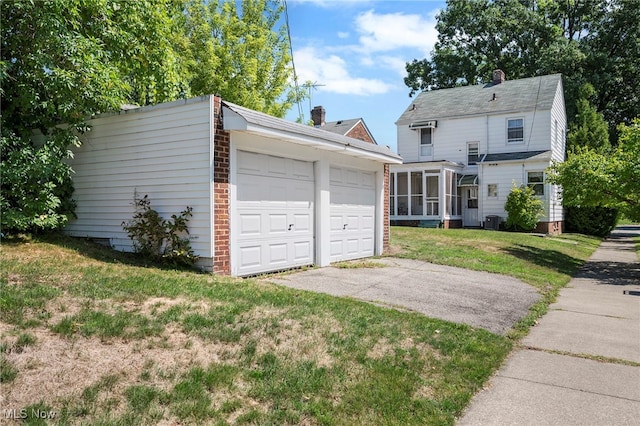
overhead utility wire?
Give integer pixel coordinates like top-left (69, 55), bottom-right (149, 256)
top-left (283, 0), bottom-right (304, 122)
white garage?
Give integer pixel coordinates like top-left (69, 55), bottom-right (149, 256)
top-left (63, 95), bottom-right (401, 276)
top-left (225, 101), bottom-right (402, 276)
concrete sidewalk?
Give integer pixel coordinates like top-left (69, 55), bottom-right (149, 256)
top-left (458, 226), bottom-right (640, 425)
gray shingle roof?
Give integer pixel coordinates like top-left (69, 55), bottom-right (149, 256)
top-left (323, 118), bottom-right (361, 135)
top-left (481, 150), bottom-right (550, 162)
top-left (397, 74), bottom-right (562, 125)
top-left (222, 101), bottom-right (401, 162)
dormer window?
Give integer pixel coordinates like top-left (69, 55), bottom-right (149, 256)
top-left (507, 118), bottom-right (524, 144)
top-left (420, 128), bottom-right (433, 156)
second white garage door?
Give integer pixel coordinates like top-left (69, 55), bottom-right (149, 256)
top-left (235, 151), bottom-right (314, 276)
top-left (330, 166), bottom-right (376, 262)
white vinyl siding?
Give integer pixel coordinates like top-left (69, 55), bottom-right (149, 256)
top-left (65, 98), bottom-right (213, 258)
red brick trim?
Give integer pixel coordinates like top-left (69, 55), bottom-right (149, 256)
top-left (212, 96), bottom-right (231, 274)
top-left (383, 164), bottom-right (390, 253)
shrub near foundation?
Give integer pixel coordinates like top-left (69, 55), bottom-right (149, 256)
top-left (504, 184), bottom-right (544, 232)
top-left (122, 195), bottom-right (197, 267)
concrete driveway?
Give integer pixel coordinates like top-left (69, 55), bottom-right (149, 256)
top-left (264, 257), bottom-right (540, 335)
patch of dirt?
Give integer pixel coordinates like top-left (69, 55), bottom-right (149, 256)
top-left (245, 308), bottom-right (341, 368)
top-left (1, 324), bottom-right (242, 415)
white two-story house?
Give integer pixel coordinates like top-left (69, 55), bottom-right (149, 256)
top-left (390, 71), bottom-right (566, 234)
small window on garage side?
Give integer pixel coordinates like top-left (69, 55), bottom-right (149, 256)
top-left (487, 184), bottom-right (498, 198)
top-left (507, 118), bottom-right (524, 144)
top-left (527, 171), bottom-right (544, 196)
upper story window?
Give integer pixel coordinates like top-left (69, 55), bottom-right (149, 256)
top-left (420, 128), bottom-right (433, 156)
top-left (507, 118), bottom-right (524, 144)
top-left (467, 142), bottom-right (479, 165)
top-left (527, 171), bottom-right (544, 196)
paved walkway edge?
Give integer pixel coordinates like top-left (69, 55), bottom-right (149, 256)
top-left (458, 226), bottom-right (640, 426)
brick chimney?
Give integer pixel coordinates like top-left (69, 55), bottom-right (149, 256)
top-left (492, 69), bottom-right (506, 85)
top-left (311, 106), bottom-right (325, 127)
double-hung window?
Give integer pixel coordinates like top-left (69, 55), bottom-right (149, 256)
top-left (467, 142), bottom-right (479, 165)
top-left (420, 128), bottom-right (433, 156)
top-left (507, 118), bottom-right (524, 144)
top-left (527, 171), bottom-right (544, 196)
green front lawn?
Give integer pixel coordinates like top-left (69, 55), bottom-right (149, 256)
top-left (0, 228), bottom-right (601, 425)
top-left (2, 235), bottom-right (509, 425)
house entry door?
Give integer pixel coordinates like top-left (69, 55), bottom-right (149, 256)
top-left (424, 174), bottom-right (439, 216)
top-left (462, 186), bottom-right (480, 227)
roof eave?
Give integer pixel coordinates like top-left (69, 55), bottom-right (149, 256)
top-left (223, 107), bottom-right (401, 164)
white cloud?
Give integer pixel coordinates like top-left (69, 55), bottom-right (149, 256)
top-left (294, 46), bottom-right (393, 95)
top-left (378, 55), bottom-right (410, 78)
top-left (355, 9), bottom-right (438, 54)
top-left (337, 31), bottom-right (350, 39)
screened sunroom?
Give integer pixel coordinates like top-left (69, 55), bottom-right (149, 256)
top-left (389, 162), bottom-right (464, 228)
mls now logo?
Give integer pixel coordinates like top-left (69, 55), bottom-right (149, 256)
top-left (4, 408), bottom-right (57, 419)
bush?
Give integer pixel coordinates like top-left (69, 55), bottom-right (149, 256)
top-left (122, 195), bottom-right (197, 267)
top-left (565, 206), bottom-right (618, 237)
top-left (504, 184), bottom-right (544, 232)
top-left (1, 131), bottom-right (76, 234)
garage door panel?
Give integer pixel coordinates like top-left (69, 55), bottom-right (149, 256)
top-left (330, 240), bottom-right (343, 256)
top-left (292, 214), bottom-right (312, 232)
top-left (330, 215), bottom-right (344, 231)
top-left (361, 215), bottom-right (374, 230)
top-left (330, 166), bottom-right (376, 262)
top-left (361, 237), bottom-right (374, 253)
top-left (268, 214), bottom-right (288, 234)
top-left (345, 239), bottom-right (360, 255)
top-left (236, 151), bottom-right (314, 275)
top-left (238, 246), bottom-right (262, 269)
top-left (293, 241), bottom-right (312, 260)
top-left (268, 243), bottom-right (288, 263)
top-left (239, 214), bottom-right (261, 236)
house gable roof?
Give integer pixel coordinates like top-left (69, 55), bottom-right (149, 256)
top-left (323, 118), bottom-right (378, 144)
top-left (222, 101), bottom-right (400, 164)
top-left (397, 74), bottom-right (562, 125)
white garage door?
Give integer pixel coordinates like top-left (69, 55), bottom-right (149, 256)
top-left (235, 151), bottom-right (314, 276)
top-left (330, 166), bottom-right (376, 262)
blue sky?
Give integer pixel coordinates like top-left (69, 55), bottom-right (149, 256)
top-left (283, 0), bottom-right (446, 153)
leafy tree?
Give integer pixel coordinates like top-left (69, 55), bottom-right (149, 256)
top-left (405, 0), bottom-right (640, 135)
top-left (1, 0), bottom-right (301, 233)
top-left (567, 84), bottom-right (610, 153)
top-left (183, 0), bottom-right (303, 117)
top-left (548, 119), bottom-right (640, 221)
top-left (1, 0), bottom-right (187, 233)
top-left (504, 184), bottom-right (545, 232)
